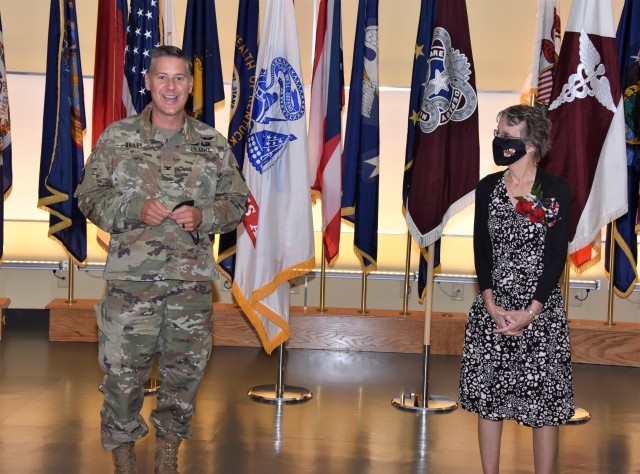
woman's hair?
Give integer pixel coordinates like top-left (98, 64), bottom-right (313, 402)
top-left (497, 104), bottom-right (552, 164)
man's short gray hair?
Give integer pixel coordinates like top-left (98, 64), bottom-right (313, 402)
top-left (148, 46), bottom-right (191, 76)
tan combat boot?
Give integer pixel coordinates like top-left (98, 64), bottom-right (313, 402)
top-left (111, 441), bottom-right (137, 473)
top-left (154, 434), bottom-right (182, 474)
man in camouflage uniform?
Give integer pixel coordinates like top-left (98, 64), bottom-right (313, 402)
top-left (75, 46), bottom-right (248, 474)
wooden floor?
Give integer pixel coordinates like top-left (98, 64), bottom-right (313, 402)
top-left (1, 313), bottom-right (639, 474)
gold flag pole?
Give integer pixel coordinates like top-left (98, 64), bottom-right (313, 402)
top-left (66, 257), bottom-right (76, 304)
top-left (401, 231), bottom-right (412, 315)
top-left (606, 222), bottom-right (617, 326)
top-left (318, 246), bottom-right (327, 313)
top-left (359, 271), bottom-right (368, 314)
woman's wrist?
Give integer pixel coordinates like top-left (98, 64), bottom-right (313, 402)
top-left (526, 307), bottom-right (540, 321)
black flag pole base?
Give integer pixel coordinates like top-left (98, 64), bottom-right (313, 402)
top-left (567, 407), bottom-right (591, 424)
top-left (391, 393), bottom-right (458, 413)
top-left (247, 384), bottom-right (313, 405)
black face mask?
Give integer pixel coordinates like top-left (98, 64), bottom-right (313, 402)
top-left (492, 136), bottom-right (528, 166)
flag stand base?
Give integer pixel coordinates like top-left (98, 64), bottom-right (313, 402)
top-left (247, 384), bottom-right (313, 404)
top-left (391, 393), bottom-right (457, 413)
top-left (247, 344), bottom-right (313, 405)
top-left (391, 338), bottom-right (457, 413)
top-left (567, 407), bottom-right (591, 424)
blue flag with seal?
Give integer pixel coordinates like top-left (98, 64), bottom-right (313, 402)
top-left (402, 0), bottom-right (438, 303)
top-left (341, 0), bottom-right (379, 274)
top-left (217, 0), bottom-right (259, 283)
top-left (605, 0), bottom-right (640, 297)
top-left (0, 10), bottom-right (11, 263)
top-left (182, 0), bottom-right (225, 127)
top-left (37, 0), bottom-right (87, 266)
top-left (124, 0), bottom-right (162, 114)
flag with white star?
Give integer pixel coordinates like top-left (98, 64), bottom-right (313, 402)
top-left (341, 0), bottom-right (379, 273)
top-left (124, 0), bottom-right (162, 114)
top-left (406, 0), bottom-right (479, 249)
top-left (402, 0), bottom-right (438, 303)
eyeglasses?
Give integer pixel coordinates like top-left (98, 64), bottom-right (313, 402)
top-left (493, 129), bottom-right (522, 140)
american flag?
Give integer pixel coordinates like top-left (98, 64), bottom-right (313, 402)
top-left (124, 0), bottom-right (162, 114)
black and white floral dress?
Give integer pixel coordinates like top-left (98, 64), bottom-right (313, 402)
top-left (459, 171), bottom-right (575, 427)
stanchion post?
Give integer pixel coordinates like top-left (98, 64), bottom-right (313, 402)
top-left (401, 232), bottom-right (412, 315)
top-left (66, 258), bottom-right (76, 304)
top-left (359, 271), bottom-right (368, 314)
top-left (247, 343), bottom-right (313, 404)
top-left (391, 242), bottom-right (457, 413)
top-left (318, 246), bottom-right (327, 313)
top-left (606, 221), bottom-right (616, 327)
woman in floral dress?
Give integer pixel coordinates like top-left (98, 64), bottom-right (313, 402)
top-left (459, 105), bottom-right (575, 474)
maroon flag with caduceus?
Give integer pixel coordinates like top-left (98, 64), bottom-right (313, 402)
top-left (542, 0), bottom-right (627, 263)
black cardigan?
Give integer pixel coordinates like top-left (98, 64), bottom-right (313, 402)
top-left (473, 168), bottom-right (572, 306)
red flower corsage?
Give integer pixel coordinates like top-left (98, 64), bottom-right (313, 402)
top-left (514, 182), bottom-right (560, 227)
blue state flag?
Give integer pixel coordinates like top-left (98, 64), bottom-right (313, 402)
top-left (124, 0), bottom-right (162, 114)
top-left (402, 0), bottom-right (438, 302)
top-left (0, 10), bottom-right (11, 263)
top-left (37, 0), bottom-right (87, 266)
top-left (217, 0), bottom-right (259, 282)
top-left (605, 0), bottom-right (640, 297)
top-left (182, 0), bottom-right (225, 127)
top-left (341, 0), bottom-right (379, 273)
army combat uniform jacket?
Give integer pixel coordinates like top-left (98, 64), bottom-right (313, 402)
top-left (75, 105), bottom-right (249, 282)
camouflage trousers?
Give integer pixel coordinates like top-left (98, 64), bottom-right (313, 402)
top-left (96, 280), bottom-right (213, 450)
